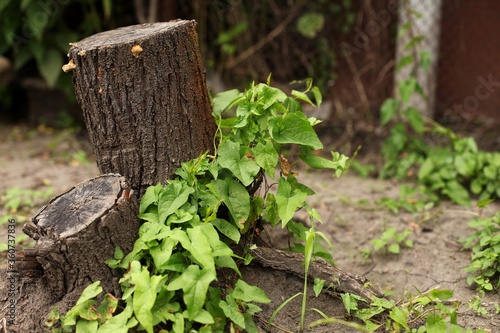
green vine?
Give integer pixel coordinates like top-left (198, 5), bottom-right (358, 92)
top-left (45, 77), bottom-right (349, 332)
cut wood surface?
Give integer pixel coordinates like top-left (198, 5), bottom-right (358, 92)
top-left (67, 20), bottom-right (216, 196)
top-left (22, 174), bottom-right (139, 298)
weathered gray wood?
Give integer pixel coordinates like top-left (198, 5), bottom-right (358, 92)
top-left (66, 20), bottom-right (216, 196)
top-left (22, 174), bottom-right (139, 299)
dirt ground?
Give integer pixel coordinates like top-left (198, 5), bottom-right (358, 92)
top-left (1, 124), bottom-right (499, 332)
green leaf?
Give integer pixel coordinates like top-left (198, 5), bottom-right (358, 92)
top-left (139, 185), bottom-right (160, 214)
top-left (252, 141), bottom-right (278, 178)
top-left (297, 12), bottom-right (325, 39)
top-left (380, 98), bottom-right (398, 126)
top-left (311, 86), bottom-right (322, 107)
top-left (131, 268), bottom-right (163, 333)
top-left (232, 280), bottom-right (271, 303)
top-left (209, 178), bottom-right (250, 227)
top-left (426, 314), bottom-right (447, 333)
top-left (76, 320), bottom-right (98, 333)
top-left (211, 218), bottom-right (241, 243)
top-left (271, 113), bottom-right (323, 149)
top-left (212, 89), bottom-right (241, 116)
top-left (218, 140), bottom-right (260, 186)
top-left (276, 177), bottom-right (308, 227)
top-left (167, 265), bottom-right (216, 320)
top-left (77, 281), bottom-right (103, 304)
top-left (406, 107), bottom-right (424, 133)
top-left (299, 147), bottom-right (349, 176)
top-left (399, 77), bottom-right (417, 105)
top-left (158, 181), bottom-right (195, 224)
top-left (443, 181), bottom-right (471, 206)
top-left (396, 54), bottom-right (414, 71)
top-left (97, 303), bottom-right (134, 333)
top-left (429, 289), bottom-right (453, 301)
top-left (262, 193), bottom-right (280, 226)
top-left (389, 307), bottom-right (410, 330)
top-left (418, 158), bottom-right (434, 180)
top-left (259, 84), bottom-right (288, 109)
top-left (39, 48), bottom-right (63, 87)
top-left (220, 295), bottom-right (246, 329)
top-left (388, 243), bottom-right (400, 254)
top-left (313, 278), bottom-right (325, 297)
top-left (291, 90), bottom-right (315, 106)
top-left (187, 225), bottom-right (215, 269)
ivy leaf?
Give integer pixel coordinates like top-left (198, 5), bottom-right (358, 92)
top-left (443, 181), bottom-right (470, 206)
top-left (209, 178), bottom-right (250, 227)
top-left (187, 225), bottom-right (215, 269)
top-left (299, 147), bottom-right (349, 177)
top-left (220, 295), bottom-right (246, 329)
top-left (212, 89), bottom-right (241, 116)
top-left (380, 98), bottom-right (398, 126)
top-left (76, 320), bottom-right (98, 333)
top-left (262, 193), bottom-right (280, 226)
top-left (270, 113), bottom-right (323, 150)
top-left (97, 300), bottom-right (134, 333)
top-left (167, 265), bottom-right (216, 320)
top-left (405, 107), bottom-right (424, 133)
top-left (252, 141), bottom-right (278, 178)
top-left (232, 280), bottom-right (271, 303)
top-left (311, 86), bottom-right (322, 107)
top-left (131, 268), bottom-right (163, 333)
top-left (258, 84), bottom-right (287, 109)
top-left (399, 77), bottom-right (417, 105)
top-left (426, 314), bottom-right (447, 333)
top-left (218, 140), bottom-right (260, 186)
top-left (418, 158), bottom-right (434, 180)
top-left (211, 218), bottom-right (241, 243)
top-left (291, 90), bottom-right (315, 106)
top-left (158, 180), bottom-right (194, 224)
top-left (139, 184), bottom-right (161, 214)
top-left (276, 177), bottom-right (308, 227)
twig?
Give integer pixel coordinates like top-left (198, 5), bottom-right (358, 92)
top-left (226, 3), bottom-right (305, 69)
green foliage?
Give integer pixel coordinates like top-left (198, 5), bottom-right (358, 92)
top-left (370, 227), bottom-right (413, 255)
top-left (48, 79), bottom-right (349, 332)
top-left (0, 186), bottom-right (53, 216)
top-left (378, 8), bottom-right (500, 206)
top-left (0, 0), bottom-right (122, 90)
top-left (342, 289), bottom-right (487, 332)
top-left (463, 211), bottom-right (500, 292)
top-left (378, 185), bottom-right (437, 214)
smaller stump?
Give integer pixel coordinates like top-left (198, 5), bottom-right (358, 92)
top-left (23, 174), bottom-right (139, 299)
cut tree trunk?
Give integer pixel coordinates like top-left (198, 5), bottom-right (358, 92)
top-left (22, 174), bottom-right (139, 299)
top-left (0, 175), bottom-right (139, 332)
top-left (67, 20), bottom-right (216, 196)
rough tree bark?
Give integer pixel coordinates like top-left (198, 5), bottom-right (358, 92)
top-left (66, 20), bottom-right (216, 196)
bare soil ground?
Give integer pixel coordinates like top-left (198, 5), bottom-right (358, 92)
top-left (1, 124), bottom-right (499, 332)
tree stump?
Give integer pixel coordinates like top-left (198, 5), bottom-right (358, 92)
top-left (22, 174), bottom-right (139, 299)
top-left (66, 20), bottom-right (216, 196)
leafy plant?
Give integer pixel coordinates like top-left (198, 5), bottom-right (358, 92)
top-left (0, 0), bottom-right (123, 91)
top-left (47, 78), bottom-right (350, 332)
top-left (370, 227), bottom-right (413, 255)
top-left (378, 7), bottom-right (500, 206)
top-left (377, 184), bottom-right (437, 214)
top-left (463, 211), bottom-right (500, 291)
top-left (341, 289), bottom-right (488, 332)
